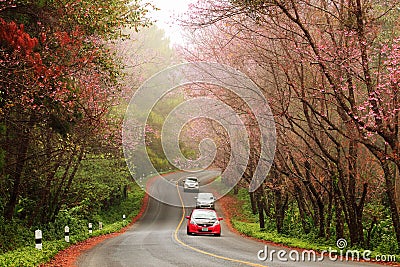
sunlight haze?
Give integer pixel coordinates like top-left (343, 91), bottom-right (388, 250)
top-left (148, 0), bottom-right (195, 45)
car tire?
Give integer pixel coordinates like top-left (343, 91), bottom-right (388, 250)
top-left (186, 228), bottom-right (191, 235)
top-left (214, 233), bottom-right (221, 237)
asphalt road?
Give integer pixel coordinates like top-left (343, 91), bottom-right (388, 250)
top-left (77, 171), bottom-right (381, 267)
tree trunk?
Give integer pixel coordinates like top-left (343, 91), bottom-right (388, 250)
top-left (274, 189), bottom-right (288, 233)
top-left (333, 183), bottom-right (344, 240)
top-left (233, 185), bottom-right (239, 195)
top-left (256, 191), bottom-right (265, 229)
top-left (249, 192), bottom-right (257, 215)
top-left (366, 216), bottom-right (377, 249)
top-left (382, 161), bottom-right (400, 253)
top-left (51, 148), bottom-right (84, 222)
top-left (261, 191), bottom-right (270, 218)
top-left (4, 122), bottom-right (30, 221)
top-left (395, 167), bottom-right (400, 214)
top-left (326, 191), bottom-right (333, 239)
top-left (346, 140), bottom-right (365, 246)
top-left (293, 181), bottom-right (310, 234)
top-left (28, 163), bottom-right (59, 226)
top-left (303, 161), bottom-right (325, 238)
top-left (47, 150), bottom-right (76, 222)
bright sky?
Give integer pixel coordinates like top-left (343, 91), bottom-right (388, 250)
top-left (148, 0), bottom-right (195, 45)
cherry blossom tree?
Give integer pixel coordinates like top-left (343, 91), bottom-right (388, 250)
top-left (183, 0), bottom-right (400, 249)
top-left (0, 0), bottom-right (151, 223)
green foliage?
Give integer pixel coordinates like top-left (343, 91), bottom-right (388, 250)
top-left (146, 148), bottom-right (174, 173)
top-left (0, 240), bottom-right (69, 267)
top-left (145, 93), bottom-right (187, 172)
top-left (67, 156), bottom-right (132, 218)
top-left (0, 185), bottom-right (145, 266)
top-left (232, 220), bottom-right (399, 262)
top-left (230, 188), bottom-right (399, 262)
top-left (0, 219), bottom-right (32, 253)
top-left (232, 220), bottom-right (331, 251)
top-left (234, 189), bottom-right (258, 223)
top-left (371, 216), bottom-right (399, 254)
top-left (94, 189), bottom-right (144, 224)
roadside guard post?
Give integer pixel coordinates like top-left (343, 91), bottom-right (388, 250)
top-left (123, 214), bottom-right (126, 221)
top-left (35, 229), bottom-right (42, 250)
top-left (65, 226), bottom-right (69, 242)
top-left (99, 222), bottom-right (103, 230)
top-left (88, 223), bottom-right (93, 234)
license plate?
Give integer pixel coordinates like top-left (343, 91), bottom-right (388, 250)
top-left (201, 227), bottom-right (208, 232)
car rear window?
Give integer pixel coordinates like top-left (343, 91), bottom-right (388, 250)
top-left (192, 210), bottom-right (217, 219)
top-left (198, 193), bottom-right (214, 200)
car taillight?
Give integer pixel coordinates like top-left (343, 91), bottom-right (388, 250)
top-left (213, 220), bottom-right (220, 226)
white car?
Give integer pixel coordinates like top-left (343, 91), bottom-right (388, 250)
top-left (195, 193), bottom-right (215, 209)
top-left (183, 177), bottom-right (199, 192)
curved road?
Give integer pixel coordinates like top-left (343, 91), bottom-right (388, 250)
top-left (77, 171), bottom-right (382, 267)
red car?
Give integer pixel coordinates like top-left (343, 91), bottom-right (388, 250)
top-left (186, 209), bottom-right (223, 236)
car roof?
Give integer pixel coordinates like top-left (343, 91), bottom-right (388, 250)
top-left (186, 177), bottom-right (198, 180)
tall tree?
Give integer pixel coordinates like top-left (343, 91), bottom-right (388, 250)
top-left (0, 0), bottom-right (151, 222)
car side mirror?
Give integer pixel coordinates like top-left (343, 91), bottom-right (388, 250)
top-left (218, 217), bottom-right (223, 221)
top-left (185, 216), bottom-right (190, 219)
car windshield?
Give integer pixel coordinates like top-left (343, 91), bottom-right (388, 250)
top-left (186, 177), bottom-right (197, 182)
top-left (198, 194), bottom-right (213, 200)
top-left (192, 210), bottom-right (217, 220)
